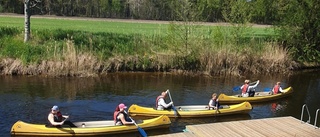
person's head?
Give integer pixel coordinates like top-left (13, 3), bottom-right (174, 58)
top-left (118, 103), bottom-right (127, 112)
top-left (51, 105), bottom-right (59, 113)
top-left (276, 82), bottom-right (281, 85)
top-left (161, 91), bottom-right (167, 97)
top-left (244, 79), bottom-right (250, 84)
top-left (212, 93), bottom-right (217, 99)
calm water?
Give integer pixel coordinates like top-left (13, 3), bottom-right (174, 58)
top-left (1, 70), bottom-right (320, 136)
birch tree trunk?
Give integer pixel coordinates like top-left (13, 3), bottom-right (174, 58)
top-left (24, 0), bottom-right (31, 43)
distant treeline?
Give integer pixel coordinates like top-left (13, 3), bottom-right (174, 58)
top-left (2, 0), bottom-right (279, 24)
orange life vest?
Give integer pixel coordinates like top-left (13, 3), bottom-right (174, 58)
top-left (242, 84), bottom-right (249, 94)
top-left (273, 85), bottom-right (280, 94)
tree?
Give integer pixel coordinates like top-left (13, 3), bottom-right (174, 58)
top-left (222, 0), bottom-right (253, 45)
top-left (24, 0), bottom-right (41, 42)
top-left (277, 0), bottom-right (320, 62)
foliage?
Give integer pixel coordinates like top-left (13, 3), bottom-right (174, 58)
top-left (2, 0), bottom-right (318, 76)
top-left (222, 0), bottom-right (252, 24)
top-left (276, 0), bottom-right (320, 62)
top-left (0, 16), bottom-right (293, 76)
top-left (222, 0), bottom-right (253, 46)
top-left (0, 0), bottom-right (281, 24)
top-left (0, 27), bottom-right (20, 38)
top-left (0, 37), bottom-right (45, 64)
top-left (33, 29), bottom-right (146, 59)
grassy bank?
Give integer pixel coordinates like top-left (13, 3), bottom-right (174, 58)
top-left (0, 16), bottom-right (295, 77)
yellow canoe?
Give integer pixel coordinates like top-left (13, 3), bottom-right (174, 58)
top-left (128, 101), bottom-right (252, 118)
top-left (218, 87), bottom-right (293, 104)
top-left (11, 115), bottom-right (171, 136)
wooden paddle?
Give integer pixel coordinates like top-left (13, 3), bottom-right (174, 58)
top-left (167, 90), bottom-right (178, 117)
top-left (215, 104), bottom-right (219, 116)
top-left (61, 117), bottom-right (68, 125)
top-left (125, 111), bottom-right (147, 137)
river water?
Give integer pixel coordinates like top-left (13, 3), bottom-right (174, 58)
top-left (1, 70), bottom-right (320, 136)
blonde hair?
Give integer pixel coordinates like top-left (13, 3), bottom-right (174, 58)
top-left (212, 93), bottom-right (217, 98)
top-left (244, 80), bottom-right (250, 84)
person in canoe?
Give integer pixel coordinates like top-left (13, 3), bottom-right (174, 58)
top-left (47, 105), bottom-right (76, 127)
top-left (208, 93), bottom-right (221, 110)
top-left (114, 103), bottom-right (135, 125)
top-left (271, 82), bottom-right (283, 95)
top-left (156, 90), bottom-right (173, 110)
top-left (240, 79), bottom-right (260, 97)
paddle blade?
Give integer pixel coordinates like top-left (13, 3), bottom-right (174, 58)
top-left (233, 86), bottom-right (241, 91)
top-left (264, 88), bottom-right (271, 92)
top-left (137, 126), bottom-right (147, 137)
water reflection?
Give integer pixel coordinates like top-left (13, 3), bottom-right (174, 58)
top-left (1, 70), bottom-right (320, 136)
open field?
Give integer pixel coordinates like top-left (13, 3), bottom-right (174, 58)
top-left (0, 14), bottom-right (274, 37)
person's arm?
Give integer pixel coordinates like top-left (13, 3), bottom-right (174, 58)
top-left (159, 98), bottom-right (173, 108)
top-left (249, 80), bottom-right (260, 89)
top-left (279, 87), bottom-right (283, 92)
top-left (119, 113), bottom-right (134, 125)
top-left (48, 114), bottom-right (64, 126)
top-left (62, 115), bottom-right (69, 120)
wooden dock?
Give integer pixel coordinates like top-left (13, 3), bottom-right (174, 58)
top-left (152, 116), bottom-right (320, 137)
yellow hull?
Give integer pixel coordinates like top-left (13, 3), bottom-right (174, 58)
top-left (218, 87), bottom-right (293, 104)
top-left (11, 115), bottom-right (171, 136)
top-left (128, 102), bottom-right (252, 118)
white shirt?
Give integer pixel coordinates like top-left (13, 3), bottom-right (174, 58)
top-left (241, 80), bottom-right (260, 97)
top-left (157, 98), bottom-right (173, 110)
top-left (241, 80), bottom-right (260, 92)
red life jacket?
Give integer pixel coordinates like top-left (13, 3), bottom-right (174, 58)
top-left (273, 85), bottom-right (280, 94)
top-left (242, 84), bottom-right (249, 94)
top-left (155, 95), bottom-right (164, 108)
top-left (52, 111), bottom-right (63, 122)
top-left (49, 111), bottom-right (63, 126)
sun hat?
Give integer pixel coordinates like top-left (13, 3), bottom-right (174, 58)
top-left (52, 105), bottom-right (59, 111)
top-left (119, 103), bottom-right (127, 109)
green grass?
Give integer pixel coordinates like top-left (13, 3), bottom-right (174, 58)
top-left (0, 16), bottom-right (274, 36)
top-left (0, 16), bottom-right (167, 35)
top-left (0, 16), bottom-right (289, 76)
